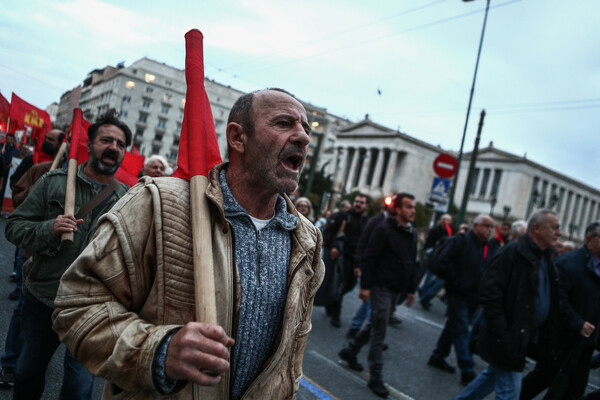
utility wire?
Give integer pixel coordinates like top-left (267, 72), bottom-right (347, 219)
top-left (234, 0), bottom-right (522, 78)
top-left (219, 0), bottom-right (450, 71)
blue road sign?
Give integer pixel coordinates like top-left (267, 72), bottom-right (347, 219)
top-left (430, 177), bottom-right (450, 198)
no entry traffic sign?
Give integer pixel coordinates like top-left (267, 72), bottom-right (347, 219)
top-left (433, 153), bottom-right (458, 179)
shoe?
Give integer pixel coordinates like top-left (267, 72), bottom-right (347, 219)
top-left (0, 367), bottom-right (14, 389)
top-left (338, 348), bottom-right (363, 372)
top-left (367, 379), bottom-right (389, 398)
top-left (420, 301), bottom-right (431, 311)
top-left (461, 371), bottom-right (476, 385)
top-left (389, 315), bottom-right (402, 327)
top-left (8, 272), bottom-right (16, 282)
top-left (8, 288), bottom-right (19, 301)
top-left (330, 316), bottom-right (341, 328)
top-left (346, 328), bottom-right (359, 339)
top-left (427, 355), bottom-right (456, 373)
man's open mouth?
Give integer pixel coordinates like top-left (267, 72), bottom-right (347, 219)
top-left (282, 154), bottom-right (303, 172)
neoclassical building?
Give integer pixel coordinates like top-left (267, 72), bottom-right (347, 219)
top-left (323, 116), bottom-right (446, 205)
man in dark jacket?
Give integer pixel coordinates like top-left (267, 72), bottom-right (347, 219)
top-left (455, 209), bottom-right (561, 400)
top-left (322, 193), bottom-right (369, 327)
top-left (338, 193), bottom-right (417, 398)
top-left (520, 221), bottom-right (600, 399)
top-left (427, 214), bottom-right (497, 385)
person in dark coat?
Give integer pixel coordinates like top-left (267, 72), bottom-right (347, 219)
top-left (427, 214), bottom-right (497, 385)
top-left (338, 193), bottom-right (418, 398)
top-left (455, 209), bottom-right (561, 400)
top-left (520, 221), bottom-right (600, 399)
top-left (321, 193), bottom-right (369, 327)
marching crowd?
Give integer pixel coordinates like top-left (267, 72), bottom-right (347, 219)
top-left (0, 87), bottom-right (597, 400)
top-left (312, 191), bottom-right (600, 400)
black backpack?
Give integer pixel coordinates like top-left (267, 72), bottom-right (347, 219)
top-left (424, 234), bottom-right (466, 280)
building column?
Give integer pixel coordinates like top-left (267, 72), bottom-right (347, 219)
top-left (382, 150), bottom-right (399, 195)
top-left (357, 148), bottom-right (372, 190)
top-left (345, 148), bottom-right (361, 192)
top-left (334, 147), bottom-right (347, 190)
top-left (370, 148), bottom-right (385, 193)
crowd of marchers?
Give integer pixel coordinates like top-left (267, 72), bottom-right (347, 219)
top-left (310, 190), bottom-right (600, 400)
top-left (0, 87), bottom-right (598, 400)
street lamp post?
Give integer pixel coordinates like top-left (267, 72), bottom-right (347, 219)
top-left (448, 0), bottom-right (491, 211)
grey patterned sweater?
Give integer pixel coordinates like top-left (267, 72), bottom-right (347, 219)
top-left (219, 170), bottom-right (298, 400)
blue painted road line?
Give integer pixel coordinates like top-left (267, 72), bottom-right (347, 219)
top-left (300, 376), bottom-right (337, 400)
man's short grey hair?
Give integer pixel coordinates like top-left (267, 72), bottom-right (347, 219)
top-left (585, 221), bottom-right (600, 238)
top-left (527, 209), bottom-right (557, 233)
top-left (510, 220), bottom-right (527, 239)
top-left (473, 214), bottom-right (493, 226)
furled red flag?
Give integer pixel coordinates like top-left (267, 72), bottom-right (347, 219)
top-left (494, 225), bottom-right (504, 245)
top-left (0, 93), bottom-right (9, 132)
top-left (115, 151), bottom-right (145, 186)
top-left (8, 93), bottom-right (51, 134)
top-left (172, 29), bottom-right (222, 179)
top-left (66, 108), bottom-right (91, 165)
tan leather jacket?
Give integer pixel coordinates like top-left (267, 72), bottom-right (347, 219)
top-left (52, 164), bottom-right (325, 400)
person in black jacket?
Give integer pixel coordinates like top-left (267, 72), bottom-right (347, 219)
top-left (338, 193), bottom-right (417, 398)
top-left (520, 221), bottom-right (600, 399)
top-left (455, 209), bottom-right (561, 400)
top-left (322, 193), bottom-right (369, 327)
top-left (427, 214), bottom-right (497, 385)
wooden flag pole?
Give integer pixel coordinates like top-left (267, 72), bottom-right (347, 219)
top-left (191, 175), bottom-right (217, 324)
top-left (61, 157), bottom-right (78, 245)
top-left (50, 142), bottom-right (68, 171)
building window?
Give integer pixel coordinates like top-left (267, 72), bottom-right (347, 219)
top-left (161, 105), bottom-right (170, 114)
top-left (469, 168), bottom-right (480, 195)
top-left (157, 118), bottom-right (166, 128)
top-left (125, 81), bottom-right (135, 89)
top-left (163, 93), bottom-right (173, 102)
top-left (490, 169), bottom-right (502, 197)
top-left (146, 87), bottom-right (154, 94)
top-left (138, 113), bottom-right (148, 123)
top-left (145, 73), bottom-right (156, 83)
top-left (154, 132), bottom-right (163, 142)
top-left (142, 100), bottom-right (151, 109)
top-left (135, 127), bottom-right (144, 138)
top-left (165, 80), bottom-right (172, 86)
top-left (123, 96), bottom-right (131, 103)
top-left (479, 168), bottom-right (491, 197)
top-left (121, 110), bottom-right (128, 117)
top-left (179, 109), bottom-right (184, 119)
top-left (173, 136), bottom-right (180, 146)
top-left (214, 120), bottom-right (223, 130)
top-left (152, 145), bottom-right (161, 154)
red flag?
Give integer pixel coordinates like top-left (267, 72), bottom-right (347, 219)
top-left (115, 151), bottom-right (145, 186)
top-left (65, 108), bottom-right (90, 165)
top-left (8, 93), bottom-right (52, 133)
top-left (172, 29), bottom-right (221, 179)
top-left (0, 93), bottom-right (9, 132)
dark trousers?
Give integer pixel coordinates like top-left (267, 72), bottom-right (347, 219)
top-left (520, 344), bottom-right (594, 400)
top-left (346, 286), bottom-right (399, 381)
top-left (432, 294), bottom-right (478, 372)
top-left (1, 250), bottom-right (26, 370)
top-left (326, 249), bottom-right (359, 318)
top-left (13, 291), bottom-right (94, 400)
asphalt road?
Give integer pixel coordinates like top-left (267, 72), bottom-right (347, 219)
top-left (0, 216), bottom-right (599, 399)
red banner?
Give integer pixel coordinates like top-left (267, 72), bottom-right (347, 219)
top-left (9, 93), bottom-right (52, 133)
top-left (0, 93), bottom-right (9, 132)
top-left (172, 29), bottom-right (221, 179)
top-left (115, 151), bottom-right (145, 186)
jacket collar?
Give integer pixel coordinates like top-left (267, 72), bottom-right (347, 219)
top-left (516, 234), bottom-right (553, 266)
top-left (218, 167), bottom-right (298, 232)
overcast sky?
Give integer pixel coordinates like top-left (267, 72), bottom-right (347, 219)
top-left (1, 0), bottom-right (598, 188)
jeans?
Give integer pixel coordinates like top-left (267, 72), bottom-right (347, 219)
top-left (418, 271), bottom-right (445, 306)
top-left (347, 287), bottom-right (398, 381)
top-left (13, 291), bottom-right (94, 400)
top-left (455, 364), bottom-right (522, 400)
top-left (432, 294), bottom-right (478, 372)
top-left (1, 250), bottom-right (26, 370)
top-left (349, 300), bottom-right (371, 331)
